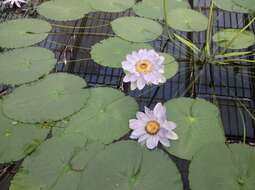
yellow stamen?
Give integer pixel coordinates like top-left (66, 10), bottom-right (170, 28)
top-left (135, 60), bottom-right (152, 74)
top-left (145, 120), bottom-right (160, 135)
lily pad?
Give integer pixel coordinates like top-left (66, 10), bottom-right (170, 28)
top-left (51, 120), bottom-right (69, 137)
top-left (78, 141), bottom-right (183, 190)
top-left (164, 98), bottom-right (225, 160)
top-left (214, 0), bottom-right (249, 13)
top-left (64, 87), bottom-right (138, 144)
top-left (2, 73), bottom-right (90, 123)
top-left (89, 0), bottom-right (135, 12)
top-left (0, 18), bottom-right (51, 48)
top-left (233, 0), bottom-right (255, 12)
top-left (160, 53), bottom-right (179, 80)
top-left (10, 134), bottom-right (104, 190)
top-left (91, 37), bottom-right (152, 68)
top-left (190, 143), bottom-right (255, 190)
top-left (37, 0), bottom-right (92, 21)
top-left (0, 47), bottom-right (56, 86)
top-left (213, 29), bottom-right (255, 49)
top-left (0, 101), bottom-right (49, 164)
top-left (133, 0), bottom-right (190, 20)
top-left (167, 8), bottom-right (208, 32)
top-left (111, 17), bottom-right (163, 42)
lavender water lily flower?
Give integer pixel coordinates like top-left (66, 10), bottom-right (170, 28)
top-left (3, 0), bottom-right (27, 8)
top-left (122, 49), bottom-right (166, 90)
top-left (129, 102), bottom-right (178, 149)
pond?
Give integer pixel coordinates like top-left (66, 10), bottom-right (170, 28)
top-left (0, 0), bottom-right (255, 190)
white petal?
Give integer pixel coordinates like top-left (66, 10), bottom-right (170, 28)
top-left (162, 121), bottom-right (177, 131)
top-left (159, 137), bottom-right (170, 147)
top-left (129, 119), bottom-right (145, 130)
top-left (10, 1), bottom-right (15, 7)
top-left (143, 72), bottom-right (158, 83)
top-left (144, 106), bottom-right (154, 118)
top-left (122, 61), bottom-right (135, 72)
top-left (123, 74), bottom-right (137, 82)
top-left (158, 128), bottom-right (168, 138)
top-left (130, 82), bottom-right (137, 90)
top-left (15, 1), bottom-right (21, 7)
top-left (153, 102), bottom-right (166, 122)
top-left (166, 131), bottom-right (179, 140)
top-left (159, 55), bottom-right (165, 63)
top-left (158, 75), bottom-right (166, 83)
top-left (138, 134), bottom-right (149, 144)
top-left (130, 134), bottom-right (138, 139)
top-left (153, 102), bottom-right (165, 114)
top-left (127, 54), bottom-right (139, 63)
top-left (132, 127), bottom-right (146, 136)
top-left (130, 129), bottom-right (146, 140)
top-left (146, 136), bottom-right (159, 149)
top-left (136, 112), bottom-right (150, 122)
top-left (136, 78), bottom-right (146, 90)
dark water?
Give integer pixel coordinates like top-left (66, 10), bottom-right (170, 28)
top-left (0, 0), bottom-right (255, 189)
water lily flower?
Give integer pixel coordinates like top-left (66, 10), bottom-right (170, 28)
top-left (3, 0), bottom-right (27, 8)
top-left (122, 49), bottom-right (166, 90)
top-left (129, 102), bottom-right (178, 149)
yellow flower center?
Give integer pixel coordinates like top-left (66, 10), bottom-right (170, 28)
top-left (135, 60), bottom-right (152, 74)
top-left (145, 120), bottom-right (160, 135)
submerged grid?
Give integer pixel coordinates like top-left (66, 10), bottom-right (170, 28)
top-left (0, 0), bottom-right (254, 142)
top-left (0, 0), bottom-right (255, 189)
top-left (38, 1), bottom-right (255, 142)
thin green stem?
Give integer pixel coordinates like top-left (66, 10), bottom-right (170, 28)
top-left (237, 105), bottom-right (247, 144)
top-left (215, 51), bottom-right (253, 58)
top-left (163, 0), bottom-right (174, 40)
top-left (219, 17), bottom-right (255, 55)
top-left (174, 33), bottom-right (200, 54)
top-left (27, 31), bottom-right (114, 37)
top-left (163, 0), bottom-right (200, 58)
top-left (221, 59), bottom-right (255, 63)
top-left (57, 58), bottom-right (91, 65)
top-left (51, 23), bottom-right (110, 29)
top-left (47, 32), bottom-right (115, 37)
top-left (205, 0), bottom-right (214, 57)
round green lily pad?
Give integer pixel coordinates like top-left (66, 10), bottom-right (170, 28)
top-left (37, 0), bottom-right (92, 21)
top-left (190, 143), bottom-right (255, 190)
top-left (0, 101), bottom-right (49, 164)
top-left (51, 120), bottom-right (69, 137)
top-left (164, 98), bottom-right (225, 160)
top-left (78, 141), bottom-right (183, 190)
top-left (89, 0), bottom-right (135, 12)
top-left (0, 18), bottom-right (51, 48)
top-left (160, 53), bottom-right (179, 80)
top-left (2, 73), bottom-right (90, 123)
top-left (0, 47), bottom-right (56, 86)
top-left (91, 37), bottom-right (152, 68)
top-left (133, 0), bottom-right (190, 20)
top-left (10, 134), bottom-right (104, 190)
top-left (111, 17), bottom-right (163, 42)
top-left (233, 0), bottom-right (255, 12)
top-left (214, 0), bottom-right (249, 13)
top-left (213, 29), bottom-right (255, 49)
top-left (64, 87), bottom-right (138, 144)
top-left (167, 8), bottom-right (208, 32)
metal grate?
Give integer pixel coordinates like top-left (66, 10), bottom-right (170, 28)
top-left (0, 0), bottom-right (255, 189)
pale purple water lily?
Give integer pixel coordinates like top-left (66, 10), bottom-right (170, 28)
top-left (122, 49), bottom-right (166, 90)
top-left (3, 0), bottom-right (27, 8)
top-left (129, 102), bottom-right (178, 149)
